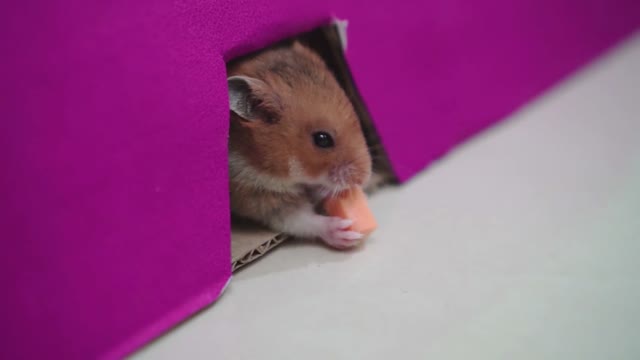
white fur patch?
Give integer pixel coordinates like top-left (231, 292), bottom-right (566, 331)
top-left (288, 157), bottom-right (305, 179)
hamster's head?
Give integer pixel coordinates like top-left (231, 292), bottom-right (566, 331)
top-left (227, 42), bottom-right (371, 194)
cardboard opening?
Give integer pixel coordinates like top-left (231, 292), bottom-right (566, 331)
top-left (228, 22), bottom-right (396, 272)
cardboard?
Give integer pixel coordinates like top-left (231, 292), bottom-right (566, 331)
top-left (231, 219), bottom-right (288, 272)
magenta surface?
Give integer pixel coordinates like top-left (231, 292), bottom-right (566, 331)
top-left (2, 0), bottom-right (638, 358)
top-left (340, 1), bottom-right (640, 181)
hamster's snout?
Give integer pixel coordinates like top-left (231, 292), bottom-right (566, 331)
top-left (329, 161), bottom-right (371, 189)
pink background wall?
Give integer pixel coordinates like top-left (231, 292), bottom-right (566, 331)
top-left (2, 0), bottom-right (638, 358)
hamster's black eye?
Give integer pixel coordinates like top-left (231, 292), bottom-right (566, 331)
top-left (312, 131), bottom-right (334, 149)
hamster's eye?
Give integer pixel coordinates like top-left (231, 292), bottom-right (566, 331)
top-left (312, 131), bottom-right (334, 149)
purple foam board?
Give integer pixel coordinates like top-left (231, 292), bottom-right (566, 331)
top-left (338, 0), bottom-right (640, 181)
top-left (1, 1), bottom-right (240, 359)
top-left (1, 0), bottom-right (638, 359)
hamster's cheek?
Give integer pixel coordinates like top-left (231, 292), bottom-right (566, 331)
top-left (288, 155), bottom-right (330, 185)
top-left (287, 156), bottom-right (306, 180)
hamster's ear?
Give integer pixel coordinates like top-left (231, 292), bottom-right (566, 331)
top-left (291, 40), bottom-right (306, 51)
top-left (228, 75), bottom-right (267, 121)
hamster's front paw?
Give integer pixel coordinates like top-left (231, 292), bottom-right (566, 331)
top-left (321, 217), bottom-right (364, 249)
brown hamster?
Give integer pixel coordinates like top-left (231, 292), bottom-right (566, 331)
top-left (227, 41), bottom-right (372, 249)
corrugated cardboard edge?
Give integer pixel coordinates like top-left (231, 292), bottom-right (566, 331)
top-left (231, 219), bottom-right (290, 272)
top-left (231, 234), bottom-right (288, 272)
top-left (229, 19), bottom-right (395, 272)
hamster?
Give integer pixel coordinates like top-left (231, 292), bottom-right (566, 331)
top-left (227, 40), bottom-right (372, 249)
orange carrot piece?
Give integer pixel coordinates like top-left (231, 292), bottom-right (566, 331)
top-left (324, 186), bottom-right (377, 237)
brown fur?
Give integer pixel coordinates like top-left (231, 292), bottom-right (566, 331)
top-left (227, 41), bottom-right (371, 232)
top-left (228, 42), bottom-right (370, 181)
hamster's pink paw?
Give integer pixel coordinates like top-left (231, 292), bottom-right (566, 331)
top-left (321, 217), bottom-right (364, 249)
